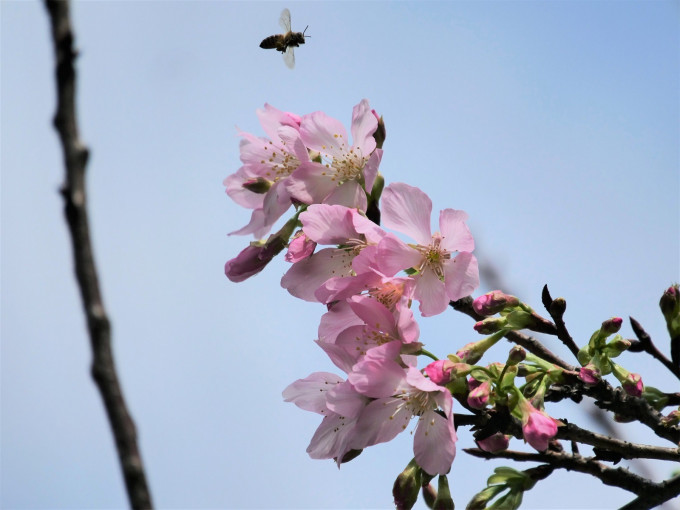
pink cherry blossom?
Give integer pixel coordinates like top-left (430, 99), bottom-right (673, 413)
top-left (518, 399), bottom-right (558, 452)
top-left (347, 342), bottom-right (457, 476)
top-left (467, 379), bottom-right (492, 409)
top-left (281, 204), bottom-right (386, 301)
top-left (424, 360), bottom-right (455, 385)
top-left (376, 183), bottom-right (479, 316)
top-left (285, 99), bottom-right (382, 211)
top-left (284, 230), bottom-right (316, 263)
top-left (224, 242), bottom-right (279, 282)
top-left (224, 103), bottom-right (310, 238)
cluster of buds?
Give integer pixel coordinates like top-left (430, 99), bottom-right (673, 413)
top-left (577, 317), bottom-right (644, 397)
top-left (472, 291), bottom-right (544, 334)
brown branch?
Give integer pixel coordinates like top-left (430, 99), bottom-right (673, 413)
top-left (541, 285), bottom-right (580, 359)
top-left (629, 317), bottom-right (680, 381)
top-left (557, 422), bottom-right (680, 462)
top-left (43, 1), bottom-right (153, 508)
top-left (619, 474), bottom-right (680, 510)
top-left (464, 448), bottom-right (656, 495)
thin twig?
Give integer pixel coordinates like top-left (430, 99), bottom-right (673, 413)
top-left (43, 1), bottom-right (153, 508)
top-left (541, 285), bottom-right (580, 359)
top-left (629, 317), bottom-right (680, 381)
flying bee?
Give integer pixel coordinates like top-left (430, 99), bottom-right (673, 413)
top-left (260, 8), bottom-right (309, 69)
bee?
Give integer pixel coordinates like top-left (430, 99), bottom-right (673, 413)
top-left (259, 8), bottom-right (309, 69)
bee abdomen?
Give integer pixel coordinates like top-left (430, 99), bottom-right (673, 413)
top-left (260, 35), bottom-right (282, 50)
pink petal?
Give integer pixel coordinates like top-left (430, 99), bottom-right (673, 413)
top-left (306, 412), bottom-right (358, 461)
top-left (439, 209), bottom-right (474, 253)
top-left (281, 248), bottom-right (354, 302)
top-left (362, 148), bottom-right (382, 193)
top-left (282, 372), bottom-right (345, 414)
top-left (318, 300), bottom-right (364, 344)
top-left (376, 234), bottom-right (423, 276)
top-left (300, 111), bottom-right (349, 159)
top-left (352, 397), bottom-right (411, 449)
top-left (256, 103), bottom-right (300, 141)
top-left (323, 181), bottom-right (368, 210)
top-left (315, 272), bottom-right (380, 304)
top-left (224, 166), bottom-right (264, 209)
top-left (348, 343), bottom-right (406, 398)
top-left (315, 339), bottom-right (357, 375)
top-left (381, 183), bottom-right (433, 246)
top-left (413, 410), bottom-right (456, 476)
top-left (351, 210), bottom-right (387, 244)
top-left (285, 162), bottom-right (337, 204)
top-left (301, 204), bottom-right (356, 244)
top-left (443, 252), bottom-right (479, 302)
top-left (414, 269), bottom-right (449, 317)
top-left (348, 295), bottom-right (398, 338)
top-left (326, 380), bottom-right (368, 418)
top-left (350, 99), bottom-right (378, 156)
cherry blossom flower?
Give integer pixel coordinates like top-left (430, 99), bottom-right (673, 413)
top-left (517, 398), bottom-right (558, 452)
top-left (285, 99), bottom-right (382, 211)
top-left (281, 204), bottom-right (386, 301)
top-left (376, 183), bottom-right (479, 316)
top-left (224, 103), bottom-right (309, 238)
top-left (347, 342), bottom-right (457, 476)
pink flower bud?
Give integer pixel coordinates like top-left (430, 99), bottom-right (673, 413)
top-left (601, 317), bottom-right (623, 335)
top-left (519, 400), bottom-right (558, 452)
top-left (225, 243), bottom-right (277, 282)
top-left (472, 290), bottom-right (519, 316)
top-left (578, 364), bottom-right (601, 385)
top-left (622, 372), bottom-right (644, 397)
top-left (284, 231), bottom-right (316, 263)
top-left (424, 360), bottom-right (455, 385)
top-left (476, 432), bottom-right (509, 453)
top-left (467, 380), bottom-right (492, 409)
top-left (473, 317), bottom-right (505, 334)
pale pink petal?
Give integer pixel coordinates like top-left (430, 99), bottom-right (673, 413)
top-left (351, 210), bottom-right (387, 244)
top-left (318, 301), bottom-right (364, 344)
top-left (315, 272), bottom-right (379, 304)
top-left (228, 208), bottom-right (267, 237)
top-left (224, 166), bottom-right (264, 209)
top-left (323, 181), bottom-right (368, 211)
top-left (376, 234), bottom-right (423, 276)
top-left (350, 99), bottom-right (378, 156)
top-left (256, 103), bottom-right (300, 141)
top-left (300, 111), bottom-right (349, 159)
top-left (277, 125), bottom-right (309, 162)
top-left (281, 248), bottom-right (354, 302)
top-left (348, 295), bottom-right (398, 338)
top-left (352, 397), bottom-right (411, 449)
top-left (300, 205), bottom-right (356, 244)
top-left (284, 232), bottom-right (316, 263)
top-left (315, 339), bottom-right (357, 374)
top-left (326, 380), bottom-right (368, 418)
top-left (285, 162), bottom-right (337, 205)
top-left (362, 149), bottom-right (382, 193)
top-left (443, 252), bottom-right (479, 302)
top-left (414, 269), bottom-right (449, 317)
top-left (348, 344), bottom-right (406, 398)
top-left (335, 325), bottom-right (374, 361)
top-left (413, 410), bottom-right (456, 475)
top-left (439, 209), bottom-right (475, 253)
top-left (396, 305), bottom-right (420, 344)
top-left (306, 412), bottom-right (358, 461)
top-left (351, 245), bottom-right (380, 275)
top-left (381, 183), bottom-right (433, 246)
top-left (282, 372), bottom-right (345, 414)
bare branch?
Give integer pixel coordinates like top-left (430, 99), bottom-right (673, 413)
top-left (629, 317), bottom-right (680, 381)
top-left (43, 1), bottom-right (153, 508)
top-left (541, 285), bottom-right (580, 359)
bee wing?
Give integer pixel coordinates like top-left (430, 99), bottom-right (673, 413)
top-left (279, 8), bottom-right (292, 32)
top-left (282, 45), bottom-right (295, 69)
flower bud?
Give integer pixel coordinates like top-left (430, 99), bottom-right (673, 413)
top-left (432, 475), bottom-right (454, 510)
top-left (601, 317), bottom-right (623, 335)
top-left (393, 459), bottom-right (422, 510)
top-left (225, 242), bottom-right (277, 282)
top-left (476, 432), bottom-right (510, 453)
top-left (474, 317), bottom-right (506, 334)
top-left (242, 177), bottom-right (272, 194)
top-left (372, 111), bottom-right (387, 149)
top-left (578, 364), bottom-right (601, 385)
top-left (660, 409), bottom-right (680, 427)
top-left (284, 231), bottom-right (316, 263)
top-left (424, 360), bottom-right (455, 385)
top-left (611, 363), bottom-right (644, 397)
top-left (467, 380), bottom-right (492, 409)
top-left (602, 336), bottom-right (631, 358)
top-left (472, 290), bottom-right (520, 316)
top-left (518, 399), bottom-right (558, 452)
top-left (422, 483), bottom-right (437, 509)
top-left (642, 386), bottom-right (669, 410)
top-left (548, 297), bottom-right (566, 317)
top-left (507, 346), bottom-right (526, 366)
top-left (660, 285), bottom-right (680, 339)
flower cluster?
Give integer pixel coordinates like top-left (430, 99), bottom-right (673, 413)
top-left (223, 101), bottom-right (679, 509)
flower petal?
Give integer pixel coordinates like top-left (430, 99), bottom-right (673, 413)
top-left (414, 410), bottom-right (457, 475)
top-left (414, 269), bottom-right (449, 317)
top-left (300, 110), bottom-right (349, 159)
top-left (301, 204), bottom-right (356, 244)
top-left (376, 234), bottom-right (423, 276)
top-left (350, 99), bottom-right (377, 156)
top-left (281, 248), bottom-right (353, 302)
top-left (381, 183), bottom-right (433, 245)
top-left (282, 372), bottom-right (345, 414)
top-left (439, 209), bottom-right (474, 253)
top-left (443, 252), bottom-right (479, 302)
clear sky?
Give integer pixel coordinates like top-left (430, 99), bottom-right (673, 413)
top-left (2, 1), bottom-right (678, 509)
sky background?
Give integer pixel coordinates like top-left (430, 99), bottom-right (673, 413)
top-left (2, 1), bottom-right (679, 509)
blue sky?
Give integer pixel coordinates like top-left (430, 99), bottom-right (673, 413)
top-left (2, 1), bottom-right (678, 508)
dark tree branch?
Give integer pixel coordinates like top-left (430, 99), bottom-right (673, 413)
top-left (619, 474), bottom-right (680, 510)
top-left (43, 1), bottom-right (153, 508)
top-left (557, 422), bottom-right (680, 462)
top-left (629, 317), bottom-right (680, 381)
top-left (464, 448), bottom-right (657, 496)
top-left (541, 285), bottom-right (580, 359)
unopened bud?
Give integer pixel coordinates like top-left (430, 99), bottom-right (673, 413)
top-left (611, 363), bottom-right (644, 397)
top-left (372, 111), bottom-right (387, 149)
top-left (476, 432), bottom-right (510, 453)
top-left (641, 386), bottom-right (669, 411)
top-left (393, 459), bottom-right (422, 510)
top-left (242, 177), bottom-right (272, 194)
top-left (432, 475), bottom-right (454, 510)
top-left (467, 380), bottom-right (492, 410)
top-left (601, 317), bottom-right (623, 335)
top-left (474, 317), bottom-right (506, 334)
top-left (422, 483), bottom-right (437, 509)
top-left (578, 364), bottom-right (601, 385)
top-left (660, 409), bottom-right (680, 426)
top-left (603, 336), bottom-right (631, 358)
top-left (549, 297), bottom-right (567, 317)
top-left (284, 230), bottom-right (316, 263)
top-left (660, 284), bottom-right (680, 339)
top-left (507, 346), bottom-right (526, 366)
top-left (472, 290), bottom-right (519, 316)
